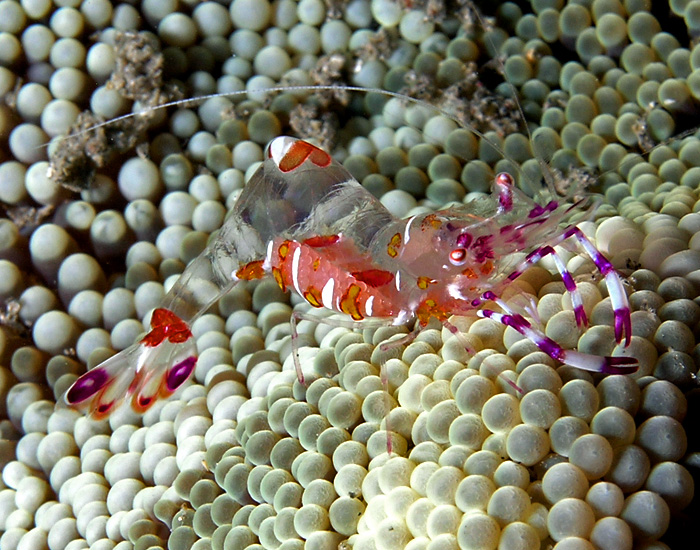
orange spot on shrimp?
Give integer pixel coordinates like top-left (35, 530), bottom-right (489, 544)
top-left (340, 284), bottom-right (364, 320)
top-left (417, 276), bottom-right (436, 289)
top-left (312, 258), bottom-right (320, 271)
top-left (304, 234), bottom-right (340, 247)
top-left (304, 286), bottom-right (323, 308)
top-left (351, 269), bottom-right (394, 287)
top-left (92, 400), bottom-right (116, 420)
top-left (480, 260), bottom-right (494, 275)
top-left (387, 233), bottom-right (402, 258)
top-left (235, 260), bottom-right (265, 280)
top-left (463, 267), bottom-right (478, 279)
top-left (415, 299), bottom-right (447, 325)
top-left (278, 242), bottom-right (290, 260)
top-left (141, 308), bottom-right (192, 347)
top-left (421, 214), bottom-right (442, 230)
top-left (272, 267), bottom-right (286, 291)
top-left (132, 393), bottom-right (157, 414)
top-left (278, 140), bottom-right (332, 172)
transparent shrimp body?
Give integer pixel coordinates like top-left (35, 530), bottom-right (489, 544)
top-left (64, 136), bottom-right (636, 418)
top-left (65, 137), bottom-right (394, 416)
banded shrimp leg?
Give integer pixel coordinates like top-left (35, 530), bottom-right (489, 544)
top-left (467, 221), bottom-right (637, 376)
top-left (500, 225), bottom-right (633, 347)
top-left (467, 178), bottom-right (635, 375)
top-left (477, 290), bottom-right (636, 375)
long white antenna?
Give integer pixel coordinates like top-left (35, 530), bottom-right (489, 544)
top-left (55, 84), bottom-right (513, 160)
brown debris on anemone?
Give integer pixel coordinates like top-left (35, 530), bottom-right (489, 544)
top-left (48, 31), bottom-right (182, 192)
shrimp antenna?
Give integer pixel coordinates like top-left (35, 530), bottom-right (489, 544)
top-left (51, 10), bottom-right (699, 205)
top-left (466, 3), bottom-right (557, 196)
top-left (53, 84), bottom-right (510, 158)
top-left (52, 80), bottom-right (559, 208)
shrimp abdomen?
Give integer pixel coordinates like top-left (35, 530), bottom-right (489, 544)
top-left (269, 235), bottom-right (401, 321)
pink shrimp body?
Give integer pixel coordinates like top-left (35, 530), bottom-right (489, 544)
top-left (64, 136), bottom-right (636, 417)
top-left (268, 235), bottom-right (402, 321)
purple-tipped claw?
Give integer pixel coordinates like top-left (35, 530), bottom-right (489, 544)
top-left (66, 368), bottom-right (110, 404)
top-left (614, 308), bottom-right (632, 347)
top-left (601, 356), bottom-right (638, 375)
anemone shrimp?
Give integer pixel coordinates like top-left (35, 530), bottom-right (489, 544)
top-left (62, 93), bottom-right (637, 417)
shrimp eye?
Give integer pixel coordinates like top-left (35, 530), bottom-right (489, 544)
top-left (449, 248), bottom-right (467, 265)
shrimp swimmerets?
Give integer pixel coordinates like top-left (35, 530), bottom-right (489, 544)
top-left (64, 135), bottom-right (637, 418)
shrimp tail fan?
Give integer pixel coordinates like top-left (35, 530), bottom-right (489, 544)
top-left (63, 308), bottom-right (197, 419)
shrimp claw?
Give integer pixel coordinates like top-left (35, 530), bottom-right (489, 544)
top-left (64, 308), bottom-right (197, 418)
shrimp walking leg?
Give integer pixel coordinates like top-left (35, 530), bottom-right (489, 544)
top-left (442, 319), bottom-right (477, 355)
top-left (476, 291), bottom-right (637, 375)
top-left (502, 244), bottom-right (588, 326)
top-left (554, 226), bottom-right (632, 346)
top-left (497, 225), bottom-right (632, 346)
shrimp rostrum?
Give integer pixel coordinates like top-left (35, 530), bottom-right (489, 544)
top-left (64, 136), bottom-right (637, 417)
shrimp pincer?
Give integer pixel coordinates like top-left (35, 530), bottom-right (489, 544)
top-left (64, 136), bottom-right (637, 418)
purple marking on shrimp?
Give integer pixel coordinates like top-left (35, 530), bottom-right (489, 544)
top-left (475, 250), bottom-right (494, 263)
top-left (474, 235), bottom-right (492, 248)
top-left (614, 308), bottom-right (632, 346)
top-left (596, 255), bottom-right (614, 275)
top-left (563, 227), bottom-right (578, 239)
top-left (496, 180), bottom-right (513, 211)
top-left (528, 201), bottom-right (558, 218)
top-left (456, 232), bottom-right (472, 248)
top-left (528, 205), bottom-right (545, 218)
top-left (166, 356), bottom-right (197, 392)
top-left (507, 269), bottom-right (523, 281)
top-left (473, 236), bottom-right (494, 262)
top-left (499, 311), bottom-right (526, 329)
top-left (66, 368), bottom-right (110, 404)
top-left (97, 401), bottom-right (114, 415)
top-left (574, 306), bottom-right (587, 326)
top-left (614, 313), bottom-right (623, 343)
top-left (560, 270), bottom-right (576, 292)
top-left (470, 293), bottom-right (492, 307)
top-left (534, 337), bottom-right (565, 361)
top-left (525, 249), bottom-right (543, 263)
